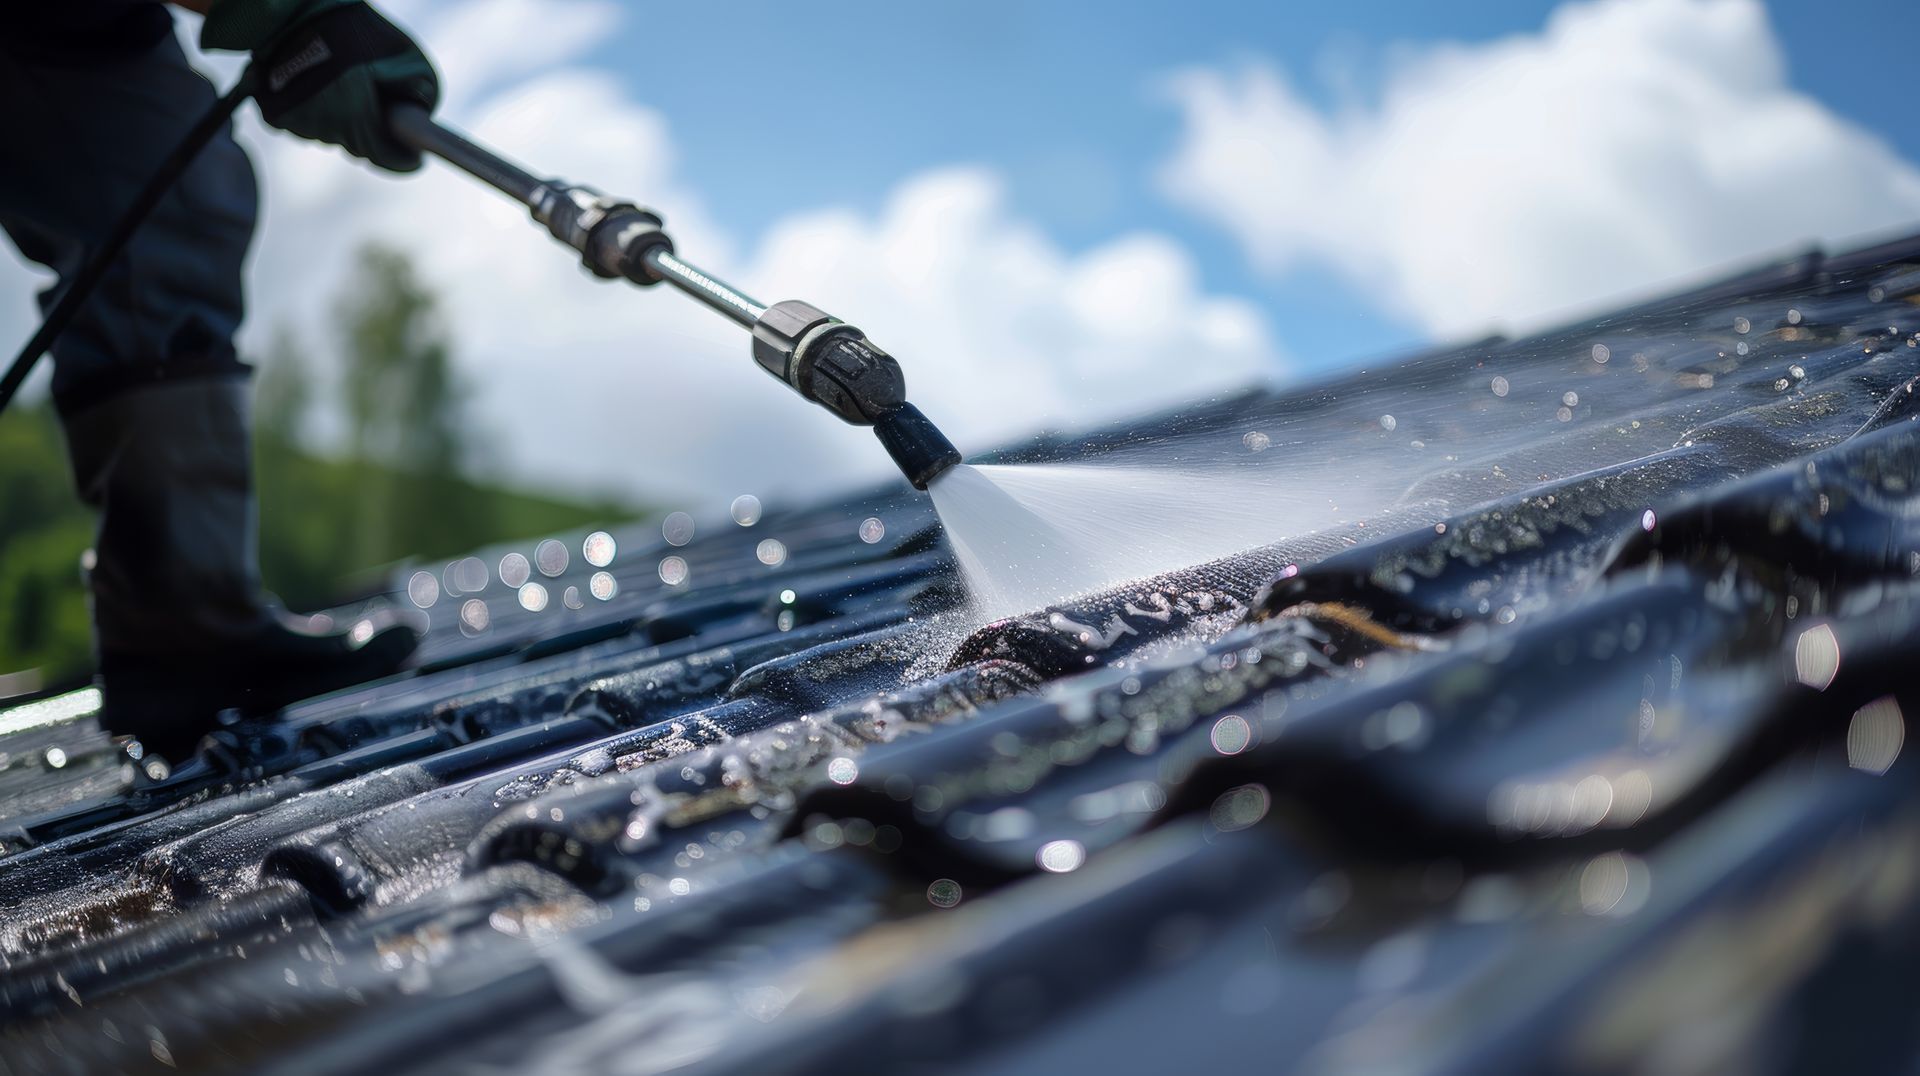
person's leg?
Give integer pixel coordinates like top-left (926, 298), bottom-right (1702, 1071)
top-left (1, 28), bottom-right (417, 761)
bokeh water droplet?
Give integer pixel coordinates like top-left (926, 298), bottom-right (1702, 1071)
top-left (459, 598), bottom-right (491, 635)
top-left (662, 512), bottom-right (696, 547)
top-left (406, 570), bottom-right (439, 609)
top-left (582, 531), bottom-right (616, 568)
top-left (534, 539), bottom-right (569, 577)
top-left (448, 557), bottom-right (488, 594)
top-left (498, 552), bottom-right (531, 589)
top-left (1036, 839), bottom-right (1086, 873)
top-left (518, 582), bottom-right (549, 612)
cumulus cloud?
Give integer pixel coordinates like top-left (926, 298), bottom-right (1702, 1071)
top-left (1, 0), bottom-right (1281, 506)
top-left (746, 171), bottom-right (1274, 452)
top-left (1159, 0), bottom-right (1920, 339)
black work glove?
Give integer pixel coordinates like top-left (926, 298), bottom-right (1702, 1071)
top-left (201, 0), bottom-right (439, 173)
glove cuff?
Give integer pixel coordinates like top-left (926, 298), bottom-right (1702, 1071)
top-left (200, 0), bottom-right (338, 53)
top-left (250, 3), bottom-right (426, 123)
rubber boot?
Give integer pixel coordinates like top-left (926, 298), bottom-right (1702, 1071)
top-left (60, 376), bottom-right (418, 761)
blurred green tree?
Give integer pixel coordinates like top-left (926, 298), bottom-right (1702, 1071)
top-left (337, 245), bottom-right (494, 567)
top-left (0, 404), bottom-right (93, 689)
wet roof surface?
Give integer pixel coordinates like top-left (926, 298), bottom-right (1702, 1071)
top-left (5, 233), bottom-right (1920, 1073)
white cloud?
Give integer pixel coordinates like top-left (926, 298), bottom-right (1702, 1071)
top-left (1159, 0), bottom-right (1920, 339)
top-left (746, 170), bottom-right (1274, 455)
top-left (1, 0), bottom-right (1281, 509)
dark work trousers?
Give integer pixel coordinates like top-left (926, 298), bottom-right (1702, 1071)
top-left (0, 24), bottom-right (258, 415)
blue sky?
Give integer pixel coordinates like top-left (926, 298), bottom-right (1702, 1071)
top-left (606, 0), bottom-right (1920, 369)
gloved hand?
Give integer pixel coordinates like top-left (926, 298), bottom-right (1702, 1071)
top-left (201, 0), bottom-right (438, 172)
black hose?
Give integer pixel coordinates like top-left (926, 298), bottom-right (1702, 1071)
top-left (0, 68), bottom-right (256, 417)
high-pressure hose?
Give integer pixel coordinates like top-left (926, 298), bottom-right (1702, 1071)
top-left (385, 105), bottom-right (964, 490)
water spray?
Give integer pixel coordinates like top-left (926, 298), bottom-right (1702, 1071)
top-left (386, 106), bottom-right (963, 491)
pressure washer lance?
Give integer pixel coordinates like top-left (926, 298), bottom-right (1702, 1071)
top-left (386, 105), bottom-right (963, 491)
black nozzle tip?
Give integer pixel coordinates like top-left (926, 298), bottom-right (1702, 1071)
top-left (873, 403), bottom-right (962, 490)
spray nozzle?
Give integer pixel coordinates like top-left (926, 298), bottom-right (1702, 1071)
top-left (752, 300), bottom-right (961, 489)
top-left (874, 403), bottom-right (962, 490)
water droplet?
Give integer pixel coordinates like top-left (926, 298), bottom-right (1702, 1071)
top-left (582, 531), bottom-right (616, 568)
top-left (927, 879), bottom-right (963, 908)
top-left (730, 495), bottom-right (763, 527)
top-left (1210, 714), bottom-right (1252, 755)
top-left (1378, 414), bottom-right (1397, 432)
top-left (1641, 509), bottom-right (1656, 531)
top-left (827, 757), bottom-right (858, 785)
top-left (1590, 343), bottom-right (1610, 363)
top-left (1490, 376), bottom-right (1510, 398)
top-left (1578, 852), bottom-right (1648, 916)
top-left (756, 539), bottom-right (787, 566)
top-left (563, 586), bottom-right (583, 610)
top-left (1847, 697), bottom-right (1904, 775)
top-left (459, 598), bottom-right (490, 635)
top-left (498, 552), bottom-right (531, 589)
top-left (43, 746), bottom-right (67, 769)
top-left (779, 588), bottom-right (797, 604)
top-left (1242, 430), bottom-right (1271, 452)
top-left (448, 556), bottom-right (488, 594)
top-left (518, 582), bottom-right (549, 612)
top-left (662, 512), bottom-right (696, 547)
top-left (1209, 784), bottom-right (1271, 832)
top-left (1787, 308), bottom-right (1803, 325)
top-left (1036, 839), bottom-right (1086, 873)
top-left (656, 558), bottom-right (687, 587)
top-left (1733, 316), bottom-right (1751, 334)
top-left (534, 539), bottom-right (569, 577)
top-left (1794, 623), bottom-right (1840, 690)
top-left (591, 570), bottom-right (620, 599)
top-left (406, 570), bottom-right (439, 609)
top-left (858, 517), bottom-right (886, 544)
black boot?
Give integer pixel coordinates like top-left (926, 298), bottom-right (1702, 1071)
top-left (61, 375), bottom-right (418, 761)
